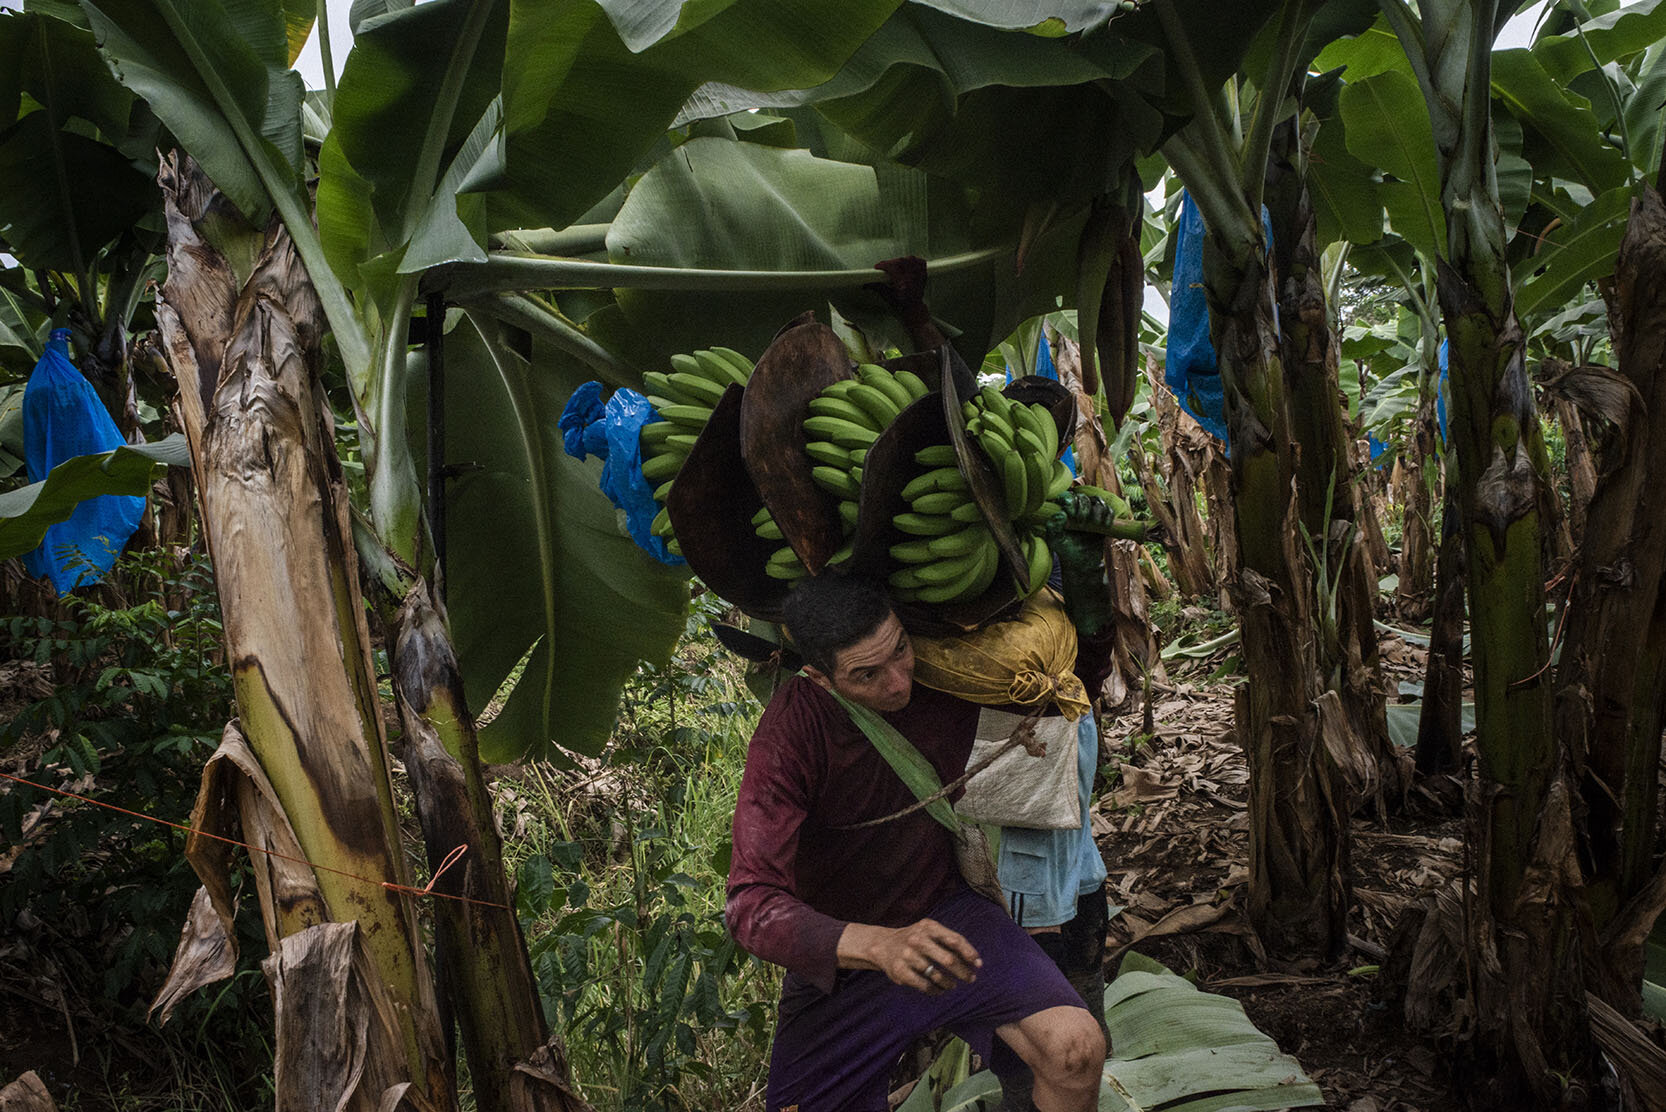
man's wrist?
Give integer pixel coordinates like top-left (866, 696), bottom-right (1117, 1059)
top-left (835, 922), bottom-right (890, 972)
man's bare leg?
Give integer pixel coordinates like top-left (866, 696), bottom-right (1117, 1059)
top-left (994, 1004), bottom-right (1104, 1112)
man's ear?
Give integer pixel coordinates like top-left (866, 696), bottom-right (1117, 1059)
top-left (801, 665), bottom-right (833, 692)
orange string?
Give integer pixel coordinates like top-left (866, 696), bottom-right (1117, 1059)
top-left (0, 769), bottom-right (509, 911)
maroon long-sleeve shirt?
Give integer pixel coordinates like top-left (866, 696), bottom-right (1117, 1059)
top-left (725, 629), bottom-right (1115, 993)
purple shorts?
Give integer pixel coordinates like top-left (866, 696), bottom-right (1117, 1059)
top-left (765, 887), bottom-right (1084, 1112)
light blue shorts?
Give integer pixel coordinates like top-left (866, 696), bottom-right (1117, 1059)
top-left (997, 714), bottom-right (1108, 929)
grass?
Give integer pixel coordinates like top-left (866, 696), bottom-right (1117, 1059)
top-left (496, 599), bottom-right (782, 1112)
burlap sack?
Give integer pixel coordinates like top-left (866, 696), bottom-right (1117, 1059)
top-left (912, 588), bottom-right (1089, 719)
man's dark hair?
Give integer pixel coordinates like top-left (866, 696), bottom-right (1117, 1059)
top-left (782, 575), bottom-right (896, 676)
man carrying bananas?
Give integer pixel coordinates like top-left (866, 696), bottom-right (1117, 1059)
top-left (725, 495), bottom-right (1120, 1112)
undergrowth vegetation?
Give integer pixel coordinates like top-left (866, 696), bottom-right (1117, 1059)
top-left (0, 551), bottom-right (273, 1110)
top-left (499, 595), bottom-right (780, 1112)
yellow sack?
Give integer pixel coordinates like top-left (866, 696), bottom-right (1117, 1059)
top-left (911, 588), bottom-right (1090, 719)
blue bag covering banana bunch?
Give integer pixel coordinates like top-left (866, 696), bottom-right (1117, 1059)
top-left (638, 347), bottom-right (754, 556)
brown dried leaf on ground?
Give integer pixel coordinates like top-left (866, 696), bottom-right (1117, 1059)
top-left (0, 1071), bottom-right (57, 1112)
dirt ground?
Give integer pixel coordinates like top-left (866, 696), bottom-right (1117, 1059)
top-left (1094, 629), bottom-right (1465, 1111)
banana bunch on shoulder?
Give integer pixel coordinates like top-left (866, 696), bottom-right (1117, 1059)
top-left (887, 444), bottom-right (999, 604)
top-left (801, 364), bottom-right (930, 451)
top-left (960, 386), bottom-right (1074, 598)
top-left (801, 364), bottom-right (931, 540)
top-left (639, 347), bottom-right (755, 554)
top-left (752, 504), bottom-right (853, 580)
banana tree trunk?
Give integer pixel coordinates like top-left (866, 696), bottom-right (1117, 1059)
top-left (1133, 373), bottom-right (1215, 599)
top-left (1415, 483), bottom-right (1465, 777)
top-left (1550, 395), bottom-right (1598, 547)
top-left (151, 153), bottom-right (454, 1108)
top-left (1395, 403), bottom-right (1438, 620)
top-left (1553, 183), bottom-right (1666, 1015)
top-left (392, 581), bottom-right (592, 1111)
top-left (1202, 232), bottom-right (1349, 961)
top-left (1265, 117), bottom-right (1401, 810)
top-left (1393, 0), bottom-right (1590, 1095)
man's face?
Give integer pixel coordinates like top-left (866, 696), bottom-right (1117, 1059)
top-left (807, 612), bottom-right (915, 713)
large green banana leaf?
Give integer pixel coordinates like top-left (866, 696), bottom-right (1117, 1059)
top-left (79, 0), bottom-right (305, 228)
top-left (442, 312), bottom-right (689, 762)
top-left (1529, 0), bottom-right (1666, 84)
top-left (1491, 48), bottom-right (1630, 197)
top-left (485, 0), bottom-right (904, 234)
top-left (1337, 69), bottom-right (1445, 263)
top-left (0, 434), bottom-right (188, 560)
top-left (0, 10), bottom-right (158, 273)
top-left (897, 951), bottom-right (1324, 1112)
top-left (1514, 184), bottom-right (1632, 326)
top-left (675, 6), bottom-right (1165, 213)
top-left (603, 135), bottom-right (1005, 359)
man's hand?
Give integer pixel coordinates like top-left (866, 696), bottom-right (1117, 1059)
top-left (837, 919), bottom-right (983, 995)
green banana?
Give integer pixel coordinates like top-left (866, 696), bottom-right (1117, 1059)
top-left (665, 432), bottom-right (699, 452)
top-left (804, 440), bottom-right (852, 469)
top-left (808, 394), bottom-right (878, 429)
top-left (859, 365), bottom-right (913, 412)
top-left (641, 451), bottom-right (685, 482)
top-left (1020, 532), bottom-right (1054, 596)
top-left (928, 523), bottom-right (990, 559)
top-left (890, 538), bottom-right (938, 563)
top-left (913, 549), bottom-right (979, 586)
top-left (665, 538), bottom-right (683, 557)
top-left (915, 536), bottom-right (997, 604)
top-left (651, 505), bottom-right (673, 537)
top-left (838, 500), bottom-right (860, 529)
top-left (1013, 425), bottom-right (1050, 463)
top-left (900, 467), bottom-right (968, 502)
top-left (812, 465), bottom-right (861, 500)
top-left (642, 371), bottom-right (692, 405)
top-left (698, 348), bottom-right (751, 387)
top-left (894, 369), bottom-right (930, 401)
top-left (999, 450), bottom-right (1029, 518)
top-left (1045, 460), bottom-right (1075, 501)
top-left (803, 416), bottom-right (878, 449)
top-left (657, 403), bottom-right (714, 429)
top-left (950, 500), bottom-right (984, 524)
top-left (893, 512), bottom-right (961, 536)
top-left (826, 539), bottom-right (855, 566)
top-left (911, 490), bottom-right (969, 516)
top-left (757, 518), bottom-right (784, 541)
top-left (668, 371), bottom-right (727, 407)
top-left (845, 381), bottom-right (901, 428)
top-left (914, 444), bottom-right (959, 468)
top-left (1031, 402), bottom-right (1060, 458)
top-left (707, 346), bottom-right (755, 384)
top-left (640, 420), bottom-right (678, 446)
top-left (654, 479), bottom-right (676, 502)
top-left (889, 565), bottom-right (930, 590)
top-left (977, 403), bottom-right (1016, 445)
top-left (751, 505), bottom-right (773, 527)
top-left (1019, 443), bottom-right (1051, 518)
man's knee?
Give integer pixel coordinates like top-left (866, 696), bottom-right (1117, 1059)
top-left (1019, 1006), bottom-right (1105, 1089)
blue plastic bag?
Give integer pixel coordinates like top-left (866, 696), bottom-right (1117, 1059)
top-left (22, 330), bottom-right (145, 594)
top-left (1164, 192), bottom-right (1231, 446)
top-left (559, 382), bottom-right (684, 566)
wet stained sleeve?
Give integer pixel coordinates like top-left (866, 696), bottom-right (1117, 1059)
top-left (724, 709), bottom-right (847, 994)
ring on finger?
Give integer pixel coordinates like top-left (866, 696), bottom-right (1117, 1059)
top-left (923, 962), bottom-right (937, 980)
